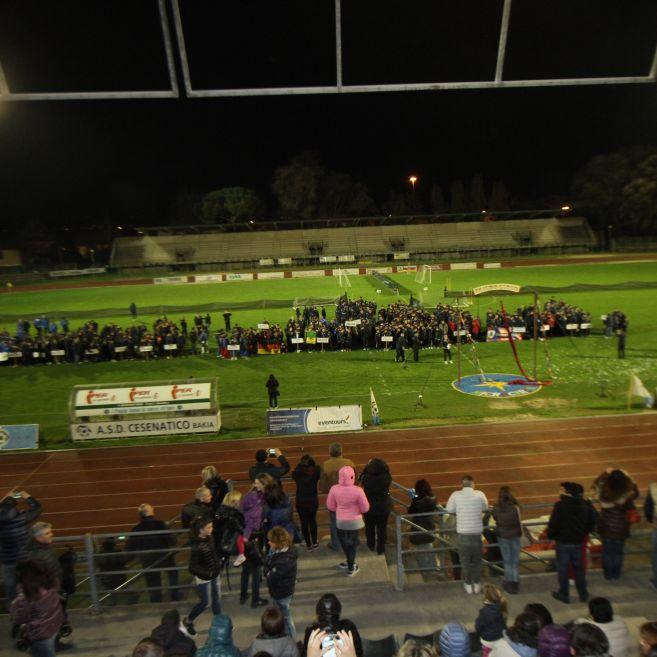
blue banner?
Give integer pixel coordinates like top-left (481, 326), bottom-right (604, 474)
top-left (267, 409), bottom-right (310, 435)
top-left (0, 425), bottom-right (39, 450)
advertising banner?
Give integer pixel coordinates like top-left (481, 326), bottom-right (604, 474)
top-left (291, 269), bottom-right (325, 278)
top-left (193, 274), bottom-right (223, 283)
top-left (74, 383), bottom-right (213, 417)
top-left (0, 425), bottom-right (39, 450)
top-left (267, 405), bottom-right (362, 435)
top-left (71, 414), bottom-right (220, 441)
top-left (486, 327), bottom-right (522, 342)
top-left (257, 272), bottom-right (285, 280)
top-left (154, 276), bottom-right (188, 285)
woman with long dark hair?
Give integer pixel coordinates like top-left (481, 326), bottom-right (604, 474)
top-left (492, 486), bottom-right (522, 594)
top-left (10, 560), bottom-right (65, 657)
top-left (292, 454), bottom-right (320, 550)
top-left (360, 458), bottom-right (392, 555)
top-left (407, 478), bottom-right (439, 571)
top-left (264, 479), bottom-right (298, 541)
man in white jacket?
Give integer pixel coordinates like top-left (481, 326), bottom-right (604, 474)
top-left (576, 597), bottom-right (632, 657)
top-left (446, 475), bottom-right (488, 594)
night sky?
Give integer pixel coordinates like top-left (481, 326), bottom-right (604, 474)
top-left (1, 0), bottom-right (657, 228)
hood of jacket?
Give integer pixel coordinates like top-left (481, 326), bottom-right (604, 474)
top-left (198, 613), bottom-right (238, 657)
top-left (338, 466), bottom-right (356, 486)
top-left (504, 634), bottom-right (537, 657)
top-left (439, 623), bottom-right (471, 657)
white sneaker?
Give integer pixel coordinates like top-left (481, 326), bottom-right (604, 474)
top-left (473, 582), bottom-right (481, 594)
top-left (233, 554), bottom-right (246, 567)
top-left (463, 582), bottom-right (473, 594)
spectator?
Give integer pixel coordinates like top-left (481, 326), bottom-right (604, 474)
top-left (439, 623), bottom-right (471, 657)
top-left (326, 466), bottom-right (370, 577)
top-left (265, 526), bottom-right (298, 640)
top-left (246, 606), bottom-right (299, 657)
top-left (196, 614), bottom-right (241, 657)
top-left (292, 454), bottom-right (321, 551)
top-left (181, 487), bottom-right (214, 530)
top-left (522, 604), bottom-right (552, 630)
top-left (475, 584), bottom-right (507, 654)
top-left (249, 448), bottom-right (290, 483)
top-left (264, 480), bottom-right (299, 541)
top-left (397, 641), bottom-right (438, 657)
top-left (303, 593), bottom-right (363, 657)
top-left (10, 560), bottom-right (65, 657)
top-left (445, 475), bottom-right (488, 594)
top-left (407, 479), bottom-right (439, 571)
top-left (575, 598), bottom-right (632, 657)
top-left (547, 481), bottom-right (596, 604)
top-left (150, 608), bottom-right (196, 657)
top-left (183, 515), bottom-right (222, 636)
top-left (97, 536), bottom-right (138, 606)
top-left (319, 443), bottom-right (355, 551)
top-left (490, 612), bottom-right (541, 657)
top-left (214, 490), bottom-right (247, 567)
top-left (645, 482), bottom-right (657, 590)
top-left (639, 622), bottom-right (657, 656)
top-left (127, 504), bottom-right (182, 603)
top-left (266, 374), bottom-right (280, 408)
top-left (27, 522), bottom-right (62, 587)
top-left (359, 458), bottom-right (392, 555)
top-left (592, 469), bottom-right (639, 580)
top-left (537, 625), bottom-right (570, 657)
top-left (570, 623), bottom-right (609, 657)
top-left (201, 466), bottom-right (230, 511)
top-left (133, 638), bottom-right (164, 657)
top-left (490, 486), bottom-right (522, 594)
top-left (0, 491), bottom-right (42, 605)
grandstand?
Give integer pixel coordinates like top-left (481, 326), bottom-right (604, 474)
top-left (110, 216), bottom-right (597, 269)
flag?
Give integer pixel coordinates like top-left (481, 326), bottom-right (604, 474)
top-left (628, 374), bottom-right (654, 408)
top-left (370, 387), bottom-right (381, 425)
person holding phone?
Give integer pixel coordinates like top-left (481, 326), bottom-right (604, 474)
top-left (249, 448), bottom-right (290, 483)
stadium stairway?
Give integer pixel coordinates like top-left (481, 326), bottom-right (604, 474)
top-left (3, 553), bottom-right (655, 657)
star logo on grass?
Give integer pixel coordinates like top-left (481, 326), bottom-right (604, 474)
top-left (474, 380), bottom-right (509, 392)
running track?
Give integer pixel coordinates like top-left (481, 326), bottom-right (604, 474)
top-left (1, 413), bottom-right (656, 536)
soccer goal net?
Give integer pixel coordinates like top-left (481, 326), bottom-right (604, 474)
top-left (336, 268), bottom-right (352, 288)
top-left (414, 264), bottom-right (432, 285)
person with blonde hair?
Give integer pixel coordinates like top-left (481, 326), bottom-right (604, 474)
top-left (215, 490), bottom-right (247, 567)
top-left (265, 527), bottom-right (298, 640)
top-left (201, 465), bottom-right (229, 511)
top-left (475, 584), bottom-right (507, 655)
top-left (397, 640), bottom-right (438, 657)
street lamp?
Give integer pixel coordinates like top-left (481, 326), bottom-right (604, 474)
top-left (409, 175), bottom-right (418, 212)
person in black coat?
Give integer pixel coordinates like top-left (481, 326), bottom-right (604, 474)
top-left (547, 482), bottom-right (596, 604)
top-left (127, 504), bottom-right (182, 602)
top-left (266, 374), bottom-right (280, 408)
top-left (151, 608), bottom-right (197, 657)
top-left (407, 479), bottom-right (440, 571)
top-left (303, 593), bottom-right (363, 657)
top-left (184, 515), bottom-right (222, 636)
top-left (292, 454), bottom-right (321, 550)
top-left (359, 458), bottom-right (392, 555)
top-left (265, 527), bottom-right (298, 640)
top-left (181, 487), bottom-right (215, 529)
top-left (249, 448), bottom-right (290, 483)
top-left (201, 465), bottom-right (230, 512)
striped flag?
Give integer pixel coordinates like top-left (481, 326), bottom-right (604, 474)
top-left (370, 387), bottom-right (381, 425)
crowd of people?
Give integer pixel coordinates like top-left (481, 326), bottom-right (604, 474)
top-left (2, 447), bottom-right (657, 657)
top-left (0, 296), bottom-right (597, 367)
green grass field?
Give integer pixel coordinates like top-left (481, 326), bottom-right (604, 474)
top-left (1, 260), bottom-right (656, 450)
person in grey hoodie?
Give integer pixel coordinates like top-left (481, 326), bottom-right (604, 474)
top-left (246, 606), bottom-right (299, 657)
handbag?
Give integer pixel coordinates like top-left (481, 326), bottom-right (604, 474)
top-left (626, 507), bottom-right (641, 525)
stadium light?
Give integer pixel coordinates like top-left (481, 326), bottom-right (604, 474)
top-left (561, 205), bottom-right (571, 211)
top-left (409, 175), bottom-right (418, 211)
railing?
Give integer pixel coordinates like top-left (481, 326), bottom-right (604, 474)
top-left (388, 480), bottom-right (653, 591)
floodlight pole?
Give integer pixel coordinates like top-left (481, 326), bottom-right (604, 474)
top-left (533, 291), bottom-right (538, 381)
top-left (457, 303), bottom-right (462, 384)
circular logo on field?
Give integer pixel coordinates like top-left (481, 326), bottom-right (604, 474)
top-left (75, 425), bottom-right (92, 437)
top-left (0, 429), bottom-right (9, 448)
top-left (452, 373), bottom-right (542, 398)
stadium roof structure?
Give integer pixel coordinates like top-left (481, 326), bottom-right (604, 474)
top-left (1, 0), bottom-right (656, 101)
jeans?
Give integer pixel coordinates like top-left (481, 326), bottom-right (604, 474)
top-left (602, 538), bottom-right (625, 580)
top-left (556, 543), bottom-right (588, 601)
top-left (274, 595), bottom-right (296, 639)
top-left (328, 511), bottom-right (340, 550)
top-left (498, 536), bottom-right (521, 583)
top-left (337, 528), bottom-right (360, 571)
top-left (2, 562), bottom-right (18, 608)
top-left (364, 512), bottom-right (389, 554)
top-left (413, 543), bottom-right (438, 570)
top-left (30, 636), bottom-right (56, 657)
top-left (188, 575), bottom-right (221, 621)
top-left (457, 533), bottom-right (483, 584)
top-left (297, 506), bottom-right (318, 547)
top-left (240, 563), bottom-right (261, 602)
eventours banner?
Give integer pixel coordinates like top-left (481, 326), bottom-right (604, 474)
top-left (267, 405), bottom-right (362, 435)
top-left (71, 414), bottom-right (220, 441)
top-left (0, 425), bottom-right (39, 450)
top-left (74, 383), bottom-right (212, 417)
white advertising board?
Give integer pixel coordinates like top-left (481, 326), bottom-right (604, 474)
top-left (71, 414), bottom-right (220, 441)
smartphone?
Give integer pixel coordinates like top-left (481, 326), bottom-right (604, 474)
top-left (322, 634), bottom-right (339, 657)
top-left (11, 491), bottom-right (22, 499)
top-left (407, 488), bottom-right (417, 499)
top-left (268, 448), bottom-right (277, 457)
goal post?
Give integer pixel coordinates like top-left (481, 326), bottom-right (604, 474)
top-left (336, 268), bottom-right (352, 288)
top-left (414, 264), bottom-right (432, 285)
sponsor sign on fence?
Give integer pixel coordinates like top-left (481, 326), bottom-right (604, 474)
top-left (267, 405), bottom-right (362, 435)
top-left (154, 276), bottom-right (188, 285)
top-left (0, 424), bottom-right (39, 450)
top-left (49, 267), bottom-right (107, 278)
top-left (71, 415), bottom-right (220, 440)
top-left (74, 383), bottom-right (213, 417)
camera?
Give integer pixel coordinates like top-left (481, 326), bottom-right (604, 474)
top-left (268, 448), bottom-right (277, 457)
top-left (321, 633), bottom-right (342, 657)
top-left (407, 488), bottom-right (417, 499)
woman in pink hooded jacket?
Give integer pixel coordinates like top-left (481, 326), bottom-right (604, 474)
top-left (326, 466), bottom-right (370, 576)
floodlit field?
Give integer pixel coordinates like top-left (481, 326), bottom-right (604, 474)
top-left (1, 260), bottom-right (656, 449)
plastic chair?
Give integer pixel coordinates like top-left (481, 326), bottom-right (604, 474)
top-left (362, 635), bottom-right (399, 657)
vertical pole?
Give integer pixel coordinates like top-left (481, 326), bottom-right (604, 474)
top-left (457, 304), bottom-right (462, 384)
top-left (85, 533), bottom-right (100, 614)
top-left (533, 291), bottom-right (538, 381)
top-left (395, 514), bottom-right (404, 591)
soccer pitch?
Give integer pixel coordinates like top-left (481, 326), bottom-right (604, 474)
top-left (1, 260), bottom-right (656, 449)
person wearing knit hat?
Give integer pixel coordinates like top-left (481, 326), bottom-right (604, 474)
top-left (438, 623), bottom-right (471, 657)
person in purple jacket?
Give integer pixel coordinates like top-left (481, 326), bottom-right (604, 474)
top-left (326, 466), bottom-right (370, 577)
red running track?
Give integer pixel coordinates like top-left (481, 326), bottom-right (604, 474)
top-left (1, 413), bottom-right (656, 536)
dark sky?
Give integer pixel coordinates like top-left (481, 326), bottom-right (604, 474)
top-left (1, 0), bottom-right (657, 228)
